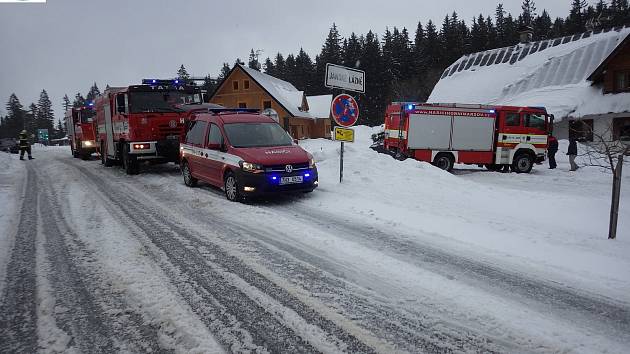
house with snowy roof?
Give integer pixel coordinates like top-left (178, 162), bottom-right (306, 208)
top-left (428, 26), bottom-right (630, 144)
top-left (209, 64), bottom-right (332, 139)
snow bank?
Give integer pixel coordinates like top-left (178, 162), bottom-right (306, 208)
top-left (300, 126), bottom-right (630, 301)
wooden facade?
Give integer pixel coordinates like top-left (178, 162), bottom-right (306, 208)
top-left (210, 65), bottom-right (331, 139)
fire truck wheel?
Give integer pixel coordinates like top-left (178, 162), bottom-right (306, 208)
top-left (80, 149), bottom-right (90, 160)
top-left (181, 161), bottom-right (197, 187)
top-left (512, 153), bottom-right (534, 174)
top-left (433, 153), bottom-right (455, 172)
top-left (122, 145), bottom-right (139, 175)
top-left (224, 171), bottom-right (242, 202)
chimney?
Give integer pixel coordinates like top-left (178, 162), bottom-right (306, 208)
top-left (518, 25), bottom-right (534, 44)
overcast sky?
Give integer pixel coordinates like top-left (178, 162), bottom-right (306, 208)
top-left (0, 0), bottom-right (572, 119)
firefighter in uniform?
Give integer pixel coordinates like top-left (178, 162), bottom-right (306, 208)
top-left (19, 130), bottom-right (34, 160)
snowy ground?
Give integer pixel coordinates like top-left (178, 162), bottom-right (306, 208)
top-left (0, 129), bottom-right (629, 353)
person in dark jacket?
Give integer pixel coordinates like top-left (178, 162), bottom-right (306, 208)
top-left (547, 135), bottom-right (558, 169)
top-left (567, 138), bottom-right (578, 171)
top-left (18, 130), bottom-right (33, 160)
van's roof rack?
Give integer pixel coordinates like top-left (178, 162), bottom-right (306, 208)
top-left (208, 108), bottom-right (260, 115)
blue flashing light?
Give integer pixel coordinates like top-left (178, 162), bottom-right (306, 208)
top-left (489, 109), bottom-right (496, 114)
top-left (304, 173), bottom-right (310, 178)
top-left (152, 79), bottom-right (156, 83)
top-left (88, 102), bottom-right (94, 107)
top-left (174, 79), bottom-right (179, 84)
top-left (407, 104), bottom-right (414, 110)
top-left (272, 176), bottom-right (278, 180)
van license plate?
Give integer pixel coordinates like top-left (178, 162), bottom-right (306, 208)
top-left (280, 176), bottom-right (303, 185)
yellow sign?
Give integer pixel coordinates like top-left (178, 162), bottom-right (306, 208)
top-left (334, 127), bottom-right (355, 143)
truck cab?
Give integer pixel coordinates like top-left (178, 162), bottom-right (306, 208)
top-left (66, 106), bottom-right (97, 160)
top-left (180, 110), bottom-right (318, 201)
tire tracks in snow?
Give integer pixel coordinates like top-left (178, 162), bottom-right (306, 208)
top-left (70, 158), bottom-right (504, 353)
top-left (0, 164), bottom-right (39, 353)
top-left (275, 204), bottom-right (630, 342)
top-left (35, 161), bottom-right (167, 353)
top-left (68, 160), bottom-right (374, 353)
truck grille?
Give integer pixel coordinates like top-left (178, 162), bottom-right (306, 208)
top-left (157, 124), bottom-right (183, 138)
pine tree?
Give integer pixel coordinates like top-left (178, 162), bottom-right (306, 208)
top-left (25, 103), bottom-right (37, 135)
top-left (496, 4), bottom-right (507, 46)
top-left (218, 63), bottom-right (231, 81)
top-left (248, 49), bottom-right (261, 71)
top-left (274, 53), bottom-right (286, 79)
top-left (202, 75), bottom-right (218, 101)
top-left (73, 92), bottom-right (86, 108)
top-left (263, 57), bottom-right (275, 76)
top-left (62, 94), bottom-right (71, 112)
top-left (343, 32), bottom-right (363, 69)
top-left (54, 119), bottom-right (65, 139)
top-left (86, 82), bottom-right (100, 103)
top-left (359, 31), bottom-right (386, 125)
top-left (316, 23), bottom-right (344, 93)
top-left (552, 17), bottom-right (566, 37)
top-left (36, 89), bottom-right (54, 131)
top-left (521, 0), bottom-right (537, 26)
top-left (3, 94), bottom-right (26, 138)
top-left (177, 64), bottom-right (191, 80)
top-left (294, 48), bottom-right (316, 92)
top-left (567, 0), bottom-right (588, 34)
top-left (534, 10), bottom-right (553, 40)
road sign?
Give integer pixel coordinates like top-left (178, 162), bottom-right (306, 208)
top-left (325, 63), bottom-right (365, 93)
top-left (37, 129), bottom-right (49, 142)
top-left (334, 127), bottom-right (355, 143)
top-left (331, 94), bottom-right (359, 127)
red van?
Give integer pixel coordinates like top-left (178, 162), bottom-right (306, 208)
top-left (180, 110), bottom-right (318, 201)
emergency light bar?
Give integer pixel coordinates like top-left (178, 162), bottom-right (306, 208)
top-left (142, 79), bottom-right (190, 86)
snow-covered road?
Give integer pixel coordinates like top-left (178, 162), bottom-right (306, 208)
top-left (1, 136), bottom-right (629, 353)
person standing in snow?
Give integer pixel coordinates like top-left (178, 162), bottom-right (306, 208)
top-left (567, 138), bottom-right (578, 171)
top-left (18, 130), bottom-right (34, 160)
top-left (547, 135), bottom-right (558, 169)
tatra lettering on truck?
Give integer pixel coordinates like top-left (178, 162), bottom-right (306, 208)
top-left (374, 102), bottom-right (553, 173)
top-left (66, 105), bottom-right (97, 160)
top-left (95, 79), bottom-right (202, 174)
top-left (180, 109), bottom-right (318, 202)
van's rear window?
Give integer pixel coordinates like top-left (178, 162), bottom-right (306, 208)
top-left (224, 123), bottom-right (293, 148)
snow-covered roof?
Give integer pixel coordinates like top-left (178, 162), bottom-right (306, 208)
top-left (429, 26), bottom-right (630, 121)
top-left (239, 64), bottom-right (310, 118)
top-left (306, 95), bottom-right (332, 119)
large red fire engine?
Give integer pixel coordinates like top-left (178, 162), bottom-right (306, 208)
top-left (376, 103), bottom-right (553, 173)
top-left (94, 79), bottom-right (202, 174)
top-left (65, 105), bottom-right (97, 160)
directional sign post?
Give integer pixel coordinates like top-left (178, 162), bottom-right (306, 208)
top-left (330, 93), bottom-right (360, 183)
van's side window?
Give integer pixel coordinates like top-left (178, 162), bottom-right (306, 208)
top-left (185, 121), bottom-right (208, 145)
top-left (208, 124), bottom-right (223, 145)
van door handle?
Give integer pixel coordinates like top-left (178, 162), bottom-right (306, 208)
top-left (526, 136), bottom-right (531, 141)
top-left (222, 157), bottom-right (225, 160)
top-left (205, 153), bottom-right (208, 158)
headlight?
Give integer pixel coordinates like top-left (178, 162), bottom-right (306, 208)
top-left (240, 161), bottom-right (264, 173)
top-left (309, 158), bottom-right (316, 168)
top-left (83, 140), bottom-right (94, 147)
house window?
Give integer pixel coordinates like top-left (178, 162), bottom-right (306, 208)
top-left (263, 100), bottom-right (272, 109)
top-left (232, 81), bottom-right (239, 91)
top-left (244, 80), bottom-right (250, 90)
top-left (613, 117), bottom-right (630, 141)
top-left (505, 112), bottom-right (521, 126)
top-left (238, 102), bottom-right (247, 108)
top-left (569, 119), bottom-right (594, 142)
top-left (614, 71), bottom-right (630, 92)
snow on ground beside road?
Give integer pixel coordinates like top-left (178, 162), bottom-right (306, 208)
top-left (300, 126), bottom-right (630, 302)
top-left (0, 152), bottom-right (25, 296)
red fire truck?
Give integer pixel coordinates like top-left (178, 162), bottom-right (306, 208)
top-left (376, 103), bottom-right (553, 173)
top-left (66, 105), bottom-right (97, 160)
top-left (95, 79), bottom-right (202, 174)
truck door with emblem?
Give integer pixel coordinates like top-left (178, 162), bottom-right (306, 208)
top-left (184, 120), bottom-right (208, 180)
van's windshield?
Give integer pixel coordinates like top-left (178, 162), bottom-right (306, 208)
top-left (224, 122), bottom-right (293, 148)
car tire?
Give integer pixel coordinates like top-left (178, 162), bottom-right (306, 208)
top-left (181, 161), bottom-right (197, 187)
top-left (512, 153), bottom-right (534, 174)
top-left (433, 153), bottom-right (455, 172)
top-left (224, 171), bottom-right (242, 202)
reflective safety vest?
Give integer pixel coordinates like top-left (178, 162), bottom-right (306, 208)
top-left (19, 133), bottom-right (29, 148)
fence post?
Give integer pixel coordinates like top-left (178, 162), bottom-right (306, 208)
top-left (608, 155), bottom-right (623, 240)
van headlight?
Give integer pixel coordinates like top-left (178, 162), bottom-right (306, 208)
top-left (240, 161), bottom-right (264, 173)
top-left (309, 158), bottom-right (316, 168)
